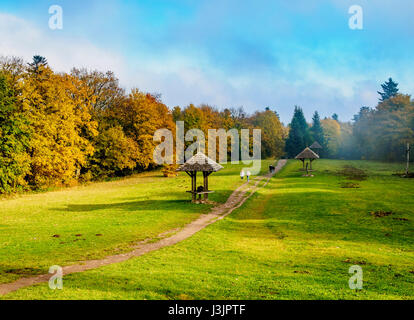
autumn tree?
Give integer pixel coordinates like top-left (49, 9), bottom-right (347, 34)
top-left (371, 94), bottom-right (414, 161)
top-left (351, 92), bottom-right (414, 161)
top-left (172, 106), bottom-right (182, 122)
top-left (336, 121), bottom-right (356, 160)
top-left (87, 126), bottom-right (139, 179)
top-left (321, 118), bottom-right (341, 158)
top-left (115, 89), bottom-right (174, 170)
top-left (218, 108), bottom-right (235, 130)
top-left (0, 56), bottom-right (26, 85)
top-left (23, 60), bottom-right (97, 187)
top-left (71, 68), bottom-right (125, 117)
top-left (182, 104), bottom-right (204, 131)
top-left (200, 104), bottom-right (222, 132)
top-left (251, 109), bottom-right (284, 158)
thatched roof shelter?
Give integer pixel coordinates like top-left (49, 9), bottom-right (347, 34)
top-left (176, 152), bottom-right (223, 172)
top-left (177, 152), bottom-right (223, 203)
top-left (295, 147), bottom-right (319, 160)
top-left (295, 147), bottom-right (319, 171)
top-left (310, 141), bottom-right (323, 150)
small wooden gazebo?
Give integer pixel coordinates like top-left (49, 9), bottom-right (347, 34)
top-left (176, 152), bottom-right (223, 203)
top-left (295, 147), bottom-right (319, 171)
top-left (309, 141), bottom-right (323, 156)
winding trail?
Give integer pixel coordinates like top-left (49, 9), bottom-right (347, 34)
top-left (0, 160), bottom-right (287, 296)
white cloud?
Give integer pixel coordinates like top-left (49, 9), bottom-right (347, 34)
top-left (0, 12), bottom-right (127, 79)
top-left (0, 12), bottom-right (243, 110)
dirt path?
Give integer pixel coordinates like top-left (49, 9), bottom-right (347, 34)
top-left (0, 160), bottom-right (287, 296)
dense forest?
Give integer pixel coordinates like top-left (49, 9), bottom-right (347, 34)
top-left (0, 56), bottom-right (413, 194)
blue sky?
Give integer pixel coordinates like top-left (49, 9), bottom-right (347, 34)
top-left (1, 0), bottom-right (413, 123)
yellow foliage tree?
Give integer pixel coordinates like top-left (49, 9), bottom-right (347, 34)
top-left (22, 65), bottom-right (97, 187)
top-left (321, 118), bottom-right (341, 158)
top-left (114, 89), bottom-right (174, 169)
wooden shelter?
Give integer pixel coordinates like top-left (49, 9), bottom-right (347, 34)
top-left (176, 152), bottom-right (223, 203)
top-left (295, 147), bottom-right (319, 171)
top-left (309, 141), bottom-right (323, 155)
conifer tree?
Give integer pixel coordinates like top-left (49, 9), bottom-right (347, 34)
top-left (310, 111), bottom-right (325, 149)
top-left (285, 106), bottom-right (310, 158)
top-left (28, 55), bottom-right (48, 73)
top-left (378, 78), bottom-right (399, 102)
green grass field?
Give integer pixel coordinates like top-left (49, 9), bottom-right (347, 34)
top-left (1, 159), bottom-right (413, 299)
top-left (0, 160), bottom-right (274, 285)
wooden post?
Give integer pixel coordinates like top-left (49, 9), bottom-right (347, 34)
top-left (406, 143), bottom-right (410, 176)
top-left (192, 172), bottom-right (197, 202)
top-left (190, 172), bottom-right (193, 192)
top-left (186, 171), bottom-right (195, 202)
top-left (203, 172), bottom-right (211, 200)
top-left (203, 172), bottom-right (208, 201)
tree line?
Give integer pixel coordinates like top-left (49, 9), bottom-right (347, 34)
top-left (0, 56), bottom-right (412, 194)
top-left (0, 56), bottom-right (286, 194)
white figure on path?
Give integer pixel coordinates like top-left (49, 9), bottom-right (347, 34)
top-left (246, 170), bottom-right (251, 182)
top-left (240, 170), bottom-right (245, 180)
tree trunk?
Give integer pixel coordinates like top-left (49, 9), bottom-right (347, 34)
top-left (406, 143), bottom-right (410, 176)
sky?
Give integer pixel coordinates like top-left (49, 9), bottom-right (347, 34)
top-left (0, 0), bottom-right (413, 124)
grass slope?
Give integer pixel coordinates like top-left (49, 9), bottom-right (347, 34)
top-left (0, 160), bottom-right (274, 285)
top-left (3, 159), bottom-right (414, 300)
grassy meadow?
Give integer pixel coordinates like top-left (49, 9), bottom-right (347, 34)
top-left (2, 159), bottom-right (413, 300)
top-left (0, 160), bottom-right (274, 285)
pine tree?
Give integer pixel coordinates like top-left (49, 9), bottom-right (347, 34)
top-left (378, 78), bottom-right (399, 102)
top-left (310, 111), bottom-right (325, 148)
top-left (285, 106), bottom-right (310, 158)
top-left (28, 55), bottom-right (48, 73)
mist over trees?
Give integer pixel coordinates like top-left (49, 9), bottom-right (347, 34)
top-left (352, 94), bottom-right (414, 161)
top-left (284, 78), bottom-right (414, 163)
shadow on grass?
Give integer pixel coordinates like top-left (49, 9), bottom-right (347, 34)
top-left (55, 199), bottom-right (191, 213)
top-left (52, 186), bottom-right (236, 213)
top-left (0, 266), bottom-right (45, 277)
